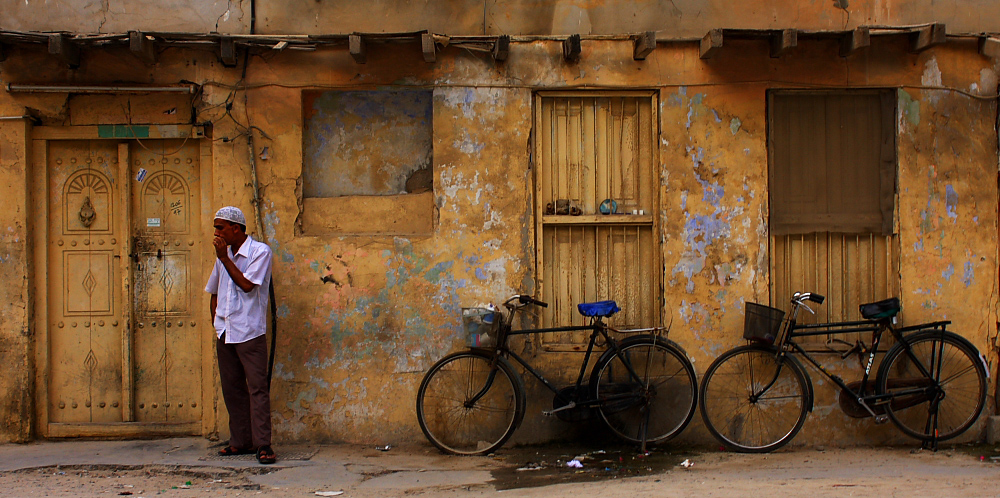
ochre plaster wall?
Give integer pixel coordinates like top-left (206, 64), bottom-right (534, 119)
top-left (0, 32), bottom-right (996, 446)
top-left (0, 99), bottom-right (32, 443)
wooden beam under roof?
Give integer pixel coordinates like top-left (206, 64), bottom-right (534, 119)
top-left (219, 37), bottom-right (237, 67)
top-left (129, 31), bottom-right (156, 65)
top-left (980, 36), bottom-right (1000, 58)
top-left (700, 29), bottom-right (722, 59)
top-left (349, 34), bottom-right (366, 63)
top-left (839, 27), bottom-right (870, 57)
top-left (770, 29), bottom-right (797, 58)
top-left (633, 31), bottom-right (656, 60)
top-left (48, 34), bottom-right (80, 68)
top-left (563, 34), bottom-right (581, 62)
top-left (910, 23), bottom-right (946, 52)
top-left (421, 33), bottom-right (436, 62)
top-left (493, 34), bottom-right (510, 62)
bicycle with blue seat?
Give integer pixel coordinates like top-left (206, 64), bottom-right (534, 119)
top-left (416, 294), bottom-right (698, 455)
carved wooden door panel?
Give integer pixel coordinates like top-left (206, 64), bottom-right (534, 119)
top-left (47, 140), bottom-right (125, 423)
top-left (43, 137), bottom-right (204, 434)
top-left (130, 140), bottom-right (203, 423)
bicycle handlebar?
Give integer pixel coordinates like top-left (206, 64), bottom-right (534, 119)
top-left (503, 294), bottom-right (549, 308)
top-left (792, 292), bottom-right (825, 305)
top-left (518, 295), bottom-right (549, 308)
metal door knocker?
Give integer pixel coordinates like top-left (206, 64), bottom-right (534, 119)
top-left (79, 196), bottom-right (96, 227)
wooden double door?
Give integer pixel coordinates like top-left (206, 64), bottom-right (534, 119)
top-left (33, 131), bottom-right (212, 437)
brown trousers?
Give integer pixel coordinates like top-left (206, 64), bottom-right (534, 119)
top-left (217, 333), bottom-right (272, 449)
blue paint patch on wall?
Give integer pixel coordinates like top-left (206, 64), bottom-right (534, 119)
top-left (942, 264), bottom-right (954, 281)
top-left (945, 185), bottom-right (958, 219)
top-left (962, 261), bottom-right (974, 287)
top-left (276, 304), bottom-right (291, 318)
top-left (425, 261), bottom-right (453, 284)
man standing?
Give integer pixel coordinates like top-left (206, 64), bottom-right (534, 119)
top-left (205, 206), bottom-right (276, 464)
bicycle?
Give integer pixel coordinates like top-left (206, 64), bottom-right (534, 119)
top-left (416, 294), bottom-right (698, 455)
top-left (699, 291), bottom-right (988, 453)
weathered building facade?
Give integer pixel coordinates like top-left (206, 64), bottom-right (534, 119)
top-left (0, 0), bottom-right (998, 448)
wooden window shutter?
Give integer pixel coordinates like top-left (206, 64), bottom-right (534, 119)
top-left (769, 91), bottom-right (896, 236)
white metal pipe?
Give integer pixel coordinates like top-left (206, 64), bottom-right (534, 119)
top-left (6, 84), bottom-right (196, 94)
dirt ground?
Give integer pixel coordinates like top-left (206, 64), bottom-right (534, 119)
top-left (2, 442), bottom-right (1000, 497)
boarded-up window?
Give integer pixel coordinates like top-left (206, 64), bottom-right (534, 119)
top-left (769, 91), bottom-right (895, 236)
top-left (535, 92), bottom-right (659, 348)
top-left (768, 91), bottom-right (899, 335)
top-left (300, 90), bottom-right (434, 235)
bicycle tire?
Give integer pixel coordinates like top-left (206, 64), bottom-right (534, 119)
top-left (416, 350), bottom-right (525, 455)
top-left (591, 336), bottom-right (698, 444)
top-left (876, 330), bottom-right (987, 441)
top-left (700, 344), bottom-right (810, 453)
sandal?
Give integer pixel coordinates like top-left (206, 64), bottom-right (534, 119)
top-left (218, 446), bottom-right (254, 456)
top-left (257, 445), bottom-right (276, 464)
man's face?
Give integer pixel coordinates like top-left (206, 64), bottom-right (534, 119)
top-left (213, 218), bottom-right (240, 245)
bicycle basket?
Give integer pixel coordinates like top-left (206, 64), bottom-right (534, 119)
top-left (463, 307), bottom-right (499, 348)
top-left (743, 302), bottom-right (785, 344)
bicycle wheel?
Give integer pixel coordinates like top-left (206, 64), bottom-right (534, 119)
top-left (416, 351), bottom-right (525, 455)
top-left (592, 336), bottom-right (698, 444)
top-left (699, 344), bottom-right (810, 453)
top-left (876, 330), bottom-right (987, 441)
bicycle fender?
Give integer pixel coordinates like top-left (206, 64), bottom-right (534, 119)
top-left (587, 334), bottom-right (690, 389)
top-left (877, 329), bottom-right (984, 384)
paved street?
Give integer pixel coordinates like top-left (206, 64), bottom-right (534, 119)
top-left (0, 438), bottom-right (998, 497)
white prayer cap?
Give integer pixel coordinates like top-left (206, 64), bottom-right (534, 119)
top-left (214, 206), bottom-right (246, 226)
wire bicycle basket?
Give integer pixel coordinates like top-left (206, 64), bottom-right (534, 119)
top-left (743, 302), bottom-right (785, 344)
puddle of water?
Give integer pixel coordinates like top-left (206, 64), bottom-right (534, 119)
top-left (489, 442), bottom-right (696, 490)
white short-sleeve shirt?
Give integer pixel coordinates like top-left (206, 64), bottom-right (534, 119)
top-left (205, 235), bottom-right (273, 344)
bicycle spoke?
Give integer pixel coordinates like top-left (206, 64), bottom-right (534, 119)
top-left (700, 345), bottom-right (810, 453)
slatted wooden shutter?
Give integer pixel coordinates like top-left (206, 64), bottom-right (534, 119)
top-left (768, 91), bottom-right (899, 338)
top-left (535, 92), bottom-right (659, 347)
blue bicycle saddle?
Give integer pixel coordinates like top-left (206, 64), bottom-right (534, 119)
top-left (577, 300), bottom-right (621, 318)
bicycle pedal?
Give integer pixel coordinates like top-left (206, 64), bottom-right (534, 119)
top-left (874, 414), bottom-right (889, 424)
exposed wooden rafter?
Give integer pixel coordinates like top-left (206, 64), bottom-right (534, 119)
top-left (910, 23), bottom-right (946, 52)
top-left (219, 36), bottom-right (237, 67)
top-left (349, 34), bottom-right (366, 64)
top-left (493, 34), bottom-right (510, 62)
top-left (770, 29), bottom-right (797, 58)
top-left (980, 36), bottom-right (1000, 58)
top-left (129, 31), bottom-right (156, 65)
top-left (633, 31), bottom-right (656, 60)
top-left (563, 34), bottom-right (581, 62)
top-left (421, 33), bottom-right (435, 62)
top-left (48, 34), bottom-right (80, 68)
top-left (700, 29), bottom-right (722, 59)
top-left (840, 27), bottom-right (870, 57)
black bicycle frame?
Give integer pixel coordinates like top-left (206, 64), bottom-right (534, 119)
top-left (774, 315), bottom-right (950, 415)
top-left (474, 313), bottom-right (655, 410)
